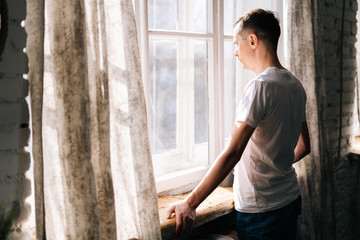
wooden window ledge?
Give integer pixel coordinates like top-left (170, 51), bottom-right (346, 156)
top-left (158, 187), bottom-right (234, 239)
top-left (349, 135), bottom-right (360, 159)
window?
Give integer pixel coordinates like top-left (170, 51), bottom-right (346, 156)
top-left (148, 0), bottom-right (210, 175)
top-left (134, 0), bottom-right (286, 193)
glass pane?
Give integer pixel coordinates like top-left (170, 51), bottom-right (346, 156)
top-left (148, 0), bottom-right (177, 31)
top-left (194, 40), bottom-right (208, 144)
top-left (224, 0), bottom-right (237, 35)
top-left (150, 37), bottom-right (209, 174)
top-left (224, 41), bottom-right (236, 138)
top-left (148, 0), bottom-right (209, 33)
top-left (149, 38), bottom-right (177, 154)
top-left (187, 0), bottom-right (208, 33)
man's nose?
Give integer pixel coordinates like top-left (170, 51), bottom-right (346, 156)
top-left (234, 49), bottom-right (238, 56)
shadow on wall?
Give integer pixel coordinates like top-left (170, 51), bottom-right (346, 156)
top-left (0, 0), bottom-right (34, 239)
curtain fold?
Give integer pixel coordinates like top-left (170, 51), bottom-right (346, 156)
top-left (26, 0), bottom-right (45, 238)
top-left (27, 0), bottom-right (161, 239)
top-left (288, 1), bottom-right (336, 240)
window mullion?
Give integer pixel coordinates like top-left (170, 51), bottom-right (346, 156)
top-left (209, 0), bottom-right (224, 164)
top-left (184, 39), bottom-right (195, 163)
top-left (149, 30), bottom-right (213, 40)
top-left (185, 0), bottom-right (195, 163)
top-left (178, 0), bottom-right (195, 165)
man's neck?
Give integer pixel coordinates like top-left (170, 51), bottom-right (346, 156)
top-left (253, 49), bottom-right (284, 75)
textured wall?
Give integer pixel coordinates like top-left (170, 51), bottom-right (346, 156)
top-left (0, 0), bottom-right (32, 239)
top-left (334, 156), bottom-right (360, 240)
top-left (321, 0), bottom-right (360, 239)
top-left (322, 0), bottom-right (357, 157)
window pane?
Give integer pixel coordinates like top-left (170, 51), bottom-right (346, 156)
top-left (194, 40), bottom-right (208, 144)
top-left (148, 0), bottom-right (177, 31)
top-left (149, 39), bottom-right (177, 154)
top-left (148, 0), bottom-right (210, 33)
top-left (150, 38), bottom-right (209, 176)
top-left (224, 0), bottom-right (237, 35)
top-left (189, 0), bottom-right (208, 33)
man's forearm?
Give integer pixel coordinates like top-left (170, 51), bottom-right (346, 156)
top-left (185, 150), bottom-right (240, 208)
top-left (185, 122), bottom-right (254, 209)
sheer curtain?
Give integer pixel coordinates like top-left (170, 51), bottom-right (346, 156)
top-left (26, 0), bottom-right (161, 239)
top-left (288, 0), bottom-right (336, 240)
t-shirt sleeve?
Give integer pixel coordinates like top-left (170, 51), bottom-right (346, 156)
top-left (235, 80), bottom-right (268, 128)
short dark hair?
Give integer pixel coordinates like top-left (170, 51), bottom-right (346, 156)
top-left (234, 9), bottom-right (281, 51)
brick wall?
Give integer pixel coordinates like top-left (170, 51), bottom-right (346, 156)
top-left (321, 0), bottom-right (360, 239)
top-left (322, 0), bottom-right (357, 157)
top-left (0, 0), bottom-right (32, 239)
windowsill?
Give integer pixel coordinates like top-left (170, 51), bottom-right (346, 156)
top-left (156, 166), bottom-right (209, 194)
top-left (349, 135), bottom-right (360, 159)
top-left (158, 187), bottom-right (234, 239)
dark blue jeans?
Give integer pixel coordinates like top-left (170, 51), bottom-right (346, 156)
top-left (236, 196), bottom-right (301, 240)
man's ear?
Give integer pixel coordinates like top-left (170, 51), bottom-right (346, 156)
top-left (249, 33), bottom-right (258, 49)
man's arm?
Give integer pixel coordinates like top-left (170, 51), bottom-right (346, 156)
top-left (294, 121), bottom-right (311, 163)
top-left (166, 121), bottom-right (255, 236)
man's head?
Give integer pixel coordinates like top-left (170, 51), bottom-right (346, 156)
top-left (234, 9), bottom-right (280, 52)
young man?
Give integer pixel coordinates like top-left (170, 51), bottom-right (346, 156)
top-left (167, 9), bottom-right (310, 239)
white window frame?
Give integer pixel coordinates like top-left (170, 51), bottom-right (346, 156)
top-left (134, 0), bottom-right (224, 193)
top-left (148, 33), bottom-right (210, 176)
top-left (134, 0), bottom-right (285, 194)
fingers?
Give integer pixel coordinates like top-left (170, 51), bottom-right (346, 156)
top-left (175, 209), bottom-right (183, 236)
top-left (182, 216), bottom-right (193, 235)
top-left (175, 210), bottom-right (194, 236)
top-left (166, 205), bottom-right (176, 219)
top-left (167, 202), bottom-right (196, 236)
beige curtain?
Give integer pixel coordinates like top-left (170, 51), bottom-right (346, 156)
top-left (288, 0), bottom-right (336, 240)
top-left (26, 0), bottom-right (161, 239)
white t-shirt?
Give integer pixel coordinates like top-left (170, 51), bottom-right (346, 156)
top-left (233, 67), bottom-right (306, 213)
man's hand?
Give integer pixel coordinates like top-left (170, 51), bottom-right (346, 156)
top-left (166, 201), bottom-right (196, 236)
top-left (165, 122), bottom-right (253, 236)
